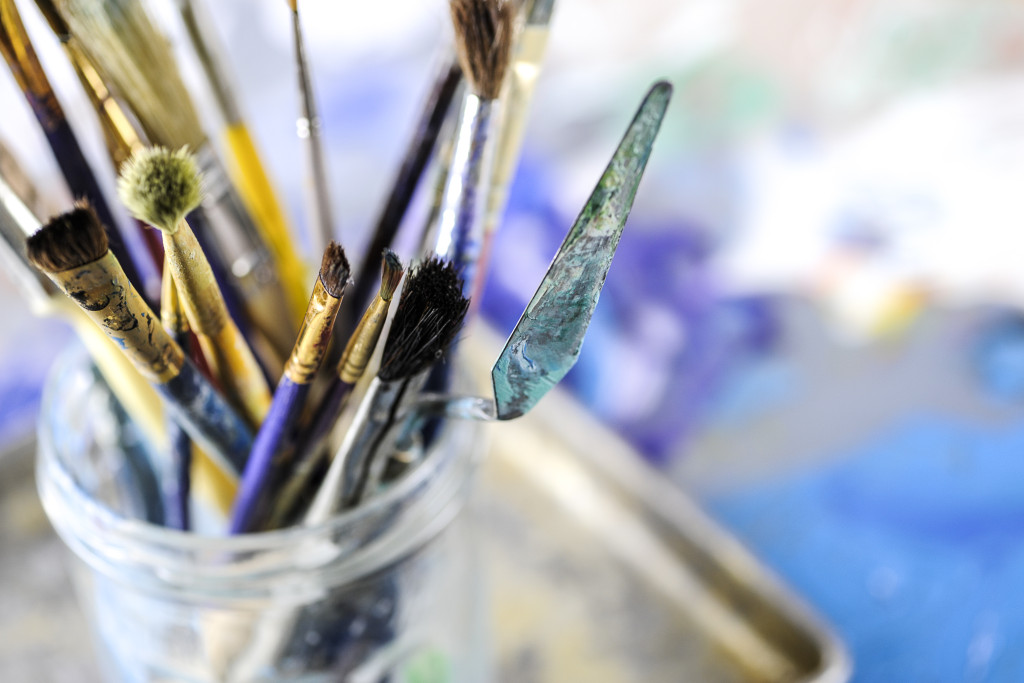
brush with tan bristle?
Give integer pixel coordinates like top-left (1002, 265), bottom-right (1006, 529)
top-left (118, 146), bottom-right (272, 430)
top-left (430, 0), bottom-right (516, 298)
top-left (55, 0), bottom-right (298, 360)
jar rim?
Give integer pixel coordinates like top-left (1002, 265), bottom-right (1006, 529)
top-left (36, 345), bottom-right (481, 589)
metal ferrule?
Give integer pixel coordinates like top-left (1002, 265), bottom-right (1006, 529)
top-left (293, 9), bottom-right (336, 254)
top-left (433, 93), bottom-right (497, 293)
top-left (337, 294), bottom-right (390, 384)
top-left (485, 25), bottom-right (548, 234)
top-left (304, 375), bottom-right (417, 521)
top-left (0, 0), bottom-right (62, 128)
top-left (284, 277), bottom-right (341, 384)
top-left (0, 178), bottom-right (53, 310)
top-left (65, 40), bottom-right (146, 167)
top-left (163, 220), bottom-right (228, 336)
top-left (176, 0), bottom-right (242, 125)
top-left (49, 252), bottom-right (184, 383)
top-left (194, 144), bottom-right (296, 357)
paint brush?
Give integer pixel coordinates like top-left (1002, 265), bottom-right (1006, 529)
top-left (266, 249), bottom-right (403, 528)
top-left (160, 265), bottom-right (192, 530)
top-left (57, 0), bottom-right (297, 360)
top-left (0, 0), bottom-right (154, 295)
top-left (342, 57), bottom-right (461, 325)
top-left (172, 0), bottom-right (310, 324)
top-left (0, 172), bottom-right (165, 447)
top-left (303, 257), bottom-right (468, 522)
top-left (119, 147), bottom-right (272, 429)
top-left (432, 0), bottom-right (516, 297)
top-left (473, 0), bottom-right (555, 301)
top-left (26, 204), bottom-right (254, 480)
top-left (230, 242), bottom-right (349, 534)
top-left (286, 0), bottom-right (337, 255)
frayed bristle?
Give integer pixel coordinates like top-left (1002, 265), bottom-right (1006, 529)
top-left (59, 0), bottom-right (206, 149)
top-left (379, 249), bottom-right (404, 302)
top-left (449, 0), bottom-right (516, 100)
top-left (319, 241), bottom-right (350, 298)
top-left (118, 146), bottom-right (203, 232)
top-left (27, 203), bottom-right (108, 273)
top-left (379, 257), bottom-right (468, 382)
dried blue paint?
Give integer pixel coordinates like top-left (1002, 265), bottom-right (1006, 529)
top-left (492, 82), bottom-right (673, 420)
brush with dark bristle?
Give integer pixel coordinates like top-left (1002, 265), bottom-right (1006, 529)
top-left (119, 146), bottom-right (273, 431)
top-left (230, 242), bottom-right (350, 533)
top-left (300, 257), bottom-right (468, 523)
top-left (430, 0), bottom-right (517, 300)
top-left (27, 205), bottom-right (254, 483)
top-left (265, 249), bottom-right (405, 529)
top-left (60, 0), bottom-right (298, 364)
top-left (450, 0), bottom-right (516, 100)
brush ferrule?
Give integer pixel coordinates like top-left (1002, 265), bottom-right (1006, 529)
top-left (337, 295), bottom-right (390, 384)
top-left (163, 220), bottom-right (227, 336)
top-left (49, 252), bottom-right (184, 383)
top-left (433, 93), bottom-right (498, 293)
top-left (285, 277), bottom-right (342, 384)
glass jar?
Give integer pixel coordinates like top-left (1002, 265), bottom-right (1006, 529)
top-left (36, 347), bottom-right (489, 682)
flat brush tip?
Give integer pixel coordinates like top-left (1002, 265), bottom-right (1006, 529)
top-left (118, 146), bottom-right (203, 232)
top-left (380, 249), bottom-right (404, 302)
top-left (27, 202), bottom-right (108, 273)
top-left (449, 0), bottom-right (516, 100)
top-left (286, 0), bottom-right (298, 11)
top-left (319, 241), bottom-right (350, 298)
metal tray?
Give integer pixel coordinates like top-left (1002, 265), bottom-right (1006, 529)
top-left (473, 367), bottom-right (851, 682)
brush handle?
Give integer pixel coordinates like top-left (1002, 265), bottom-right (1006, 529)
top-left (432, 94), bottom-right (497, 298)
top-left (344, 57), bottom-right (461, 324)
top-left (223, 124), bottom-right (309, 323)
top-left (231, 377), bottom-right (309, 533)
top-left (162, 328), bottom-right (193, 531)
top-left (160, 358), bottom-right (253, 479)
top-left (263, 375), bottom-right (356, 526)
top-left (292, 7), bottom-right (336, 254)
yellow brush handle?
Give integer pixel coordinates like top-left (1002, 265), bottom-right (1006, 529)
top-left (191, 444), bottom-right (237, 516)
top-left (223, 123), bottom-right (310, 325)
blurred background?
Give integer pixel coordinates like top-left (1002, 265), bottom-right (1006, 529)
top-left (4, 0), bottom-right (1024, 680)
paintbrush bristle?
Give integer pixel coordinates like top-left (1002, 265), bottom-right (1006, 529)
top-left (380, 249), bottom-right (404, 302)
top-left (379, 257), bottom-right (468, 382)
top-left (319, 241), bottom-right (350, 298)
top-left (118, 147), bottom-right (203, 232)
top-left (57, 0), bottom-right (206, 149)
top-left (27, 203), bottom-right (108, 272)
top-left (449, 0), bottom-right (516, 100)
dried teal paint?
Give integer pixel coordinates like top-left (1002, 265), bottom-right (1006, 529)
top-left (492, 81), bottom-right (672, 420)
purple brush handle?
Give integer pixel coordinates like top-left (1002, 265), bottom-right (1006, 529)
top-left (231, 377), bottom-right (310, 533)
top-left (42, 116), bottom-right (152, 293)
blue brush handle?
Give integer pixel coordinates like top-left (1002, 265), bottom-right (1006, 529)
top-left (41, 116), bottom-right (151, 294)
top-left (162, 330), bottom-right (193, 531)
top-left (160, 358), bottom-right (253, 479)
top-left (231, 377), bottom-right (309, 533)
